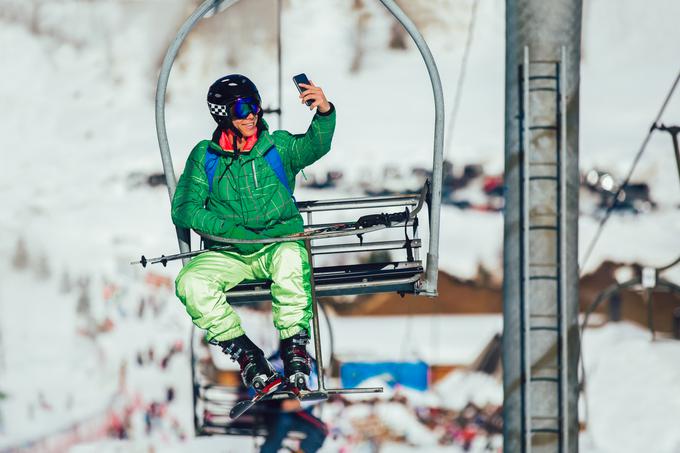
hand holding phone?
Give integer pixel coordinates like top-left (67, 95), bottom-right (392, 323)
top-left (293, 73), bottom-right (331, 113)
top-left (293, 73), bottom-right (314, 106)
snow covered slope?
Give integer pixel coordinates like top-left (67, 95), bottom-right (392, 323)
top-left (0, 0), bottom-right (679, 449)
top-left (580, 322), bottom-right (680, 453)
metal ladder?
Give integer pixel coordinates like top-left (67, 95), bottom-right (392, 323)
top-left (519, 46), bottom-right (568, 453)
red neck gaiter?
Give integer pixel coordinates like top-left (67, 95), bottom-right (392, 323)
top-left (219, 128), bottom-right (258, 152)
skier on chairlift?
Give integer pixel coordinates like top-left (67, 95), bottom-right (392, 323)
top-left (172, 74), bottom-right (335, 397)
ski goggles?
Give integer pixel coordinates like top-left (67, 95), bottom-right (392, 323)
top-left (228, 97), bottom-right (261, 119)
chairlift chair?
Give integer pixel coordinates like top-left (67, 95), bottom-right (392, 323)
top-left (154, 0), bottom-right (444, 436)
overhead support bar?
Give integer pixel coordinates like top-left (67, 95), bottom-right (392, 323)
top-left (155, 0), bottom-right (242, 259)
top-left (378, 0), bottom-right (444, 296)
top-left (296, 193), bottom-right (421, 212)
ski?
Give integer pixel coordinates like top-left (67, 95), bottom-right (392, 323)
top-left (228, 394), bottom-right (266, 420)
top-left (229, 389), bottom-right (328, 420)
top-left (229, 375), bottom-right (284, 419)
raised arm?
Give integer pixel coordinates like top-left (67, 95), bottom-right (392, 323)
top-left (284, 105), bottom-right (336, 174)
top-left (283, 81), bottom-right (336, 174)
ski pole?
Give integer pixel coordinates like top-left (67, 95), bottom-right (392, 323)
top-left (130, 244), bottom-right (235, 268)
top-left (132, 204), bottom-right (419, 268)
top-left (130, 222), bottom-right (376, 268)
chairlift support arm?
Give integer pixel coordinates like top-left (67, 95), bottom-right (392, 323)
top-left (378, 0), bottom-right (444, 295)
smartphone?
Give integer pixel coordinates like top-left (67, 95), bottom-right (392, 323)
top-left (293, 73), bottom-right (314, 106)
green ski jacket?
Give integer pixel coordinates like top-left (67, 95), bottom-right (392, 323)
top-left (171, 106), bottom-right (336, 254)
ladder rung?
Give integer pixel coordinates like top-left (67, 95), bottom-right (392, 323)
top-left (529, 75), bottom-right (557, 80)
top-left (529, 225), bottom-right (558, 231)
top-left (529, 275), bottom-right (558, 280)
top-left (530, 326), bottom-right (559, 331)
top-left (529, 176), bottom-right (558, 181)
top-left (531, 428), bottom-right (561, 434)
top-left (529, 87), bottom-right (557, 92)
top-left (529, 263), bottom-right (559, 267)
top-left (529, 125), bottom-right (557, 130)
top-left (530, 376), bottom-right (559, 382)
top-left (530, 314), bottom-right (556, 318)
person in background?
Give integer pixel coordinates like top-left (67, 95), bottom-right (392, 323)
top-left (259, 352), bottom-right (327, 453)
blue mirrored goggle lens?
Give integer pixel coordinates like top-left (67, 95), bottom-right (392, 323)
top-left (229, 98), bottom-right (261, 119)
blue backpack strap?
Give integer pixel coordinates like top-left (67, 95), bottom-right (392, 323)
top-left (205, 145), bottom-right (294, 201)
top-left (264, 145), bottom-right (295, 201)
top-left (204, 149), bottom-right (220, 194)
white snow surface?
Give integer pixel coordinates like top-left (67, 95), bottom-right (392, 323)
top-left (331, 315), bottom-right (502, 365)
top-left (374, 402), bottom-right (440, 446)
top-left (579, 322), bottom-right (680, 453)
top-left (434, 371), bottom-right (503, 411)
top-left (0, 0), bottom-right (679, 451)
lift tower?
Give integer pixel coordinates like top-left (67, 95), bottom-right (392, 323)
top-left (503, 1), bottom-right (582, 452)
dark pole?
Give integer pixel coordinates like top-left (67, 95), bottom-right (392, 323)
top-left (644, 289), bottom-right (656, 341)
top-left (673, 307), bottom-right (680, 340)
top-left (277, 0), bottom-right (282, 130)
top-left (609, 292), bottom-right (622, 322)
top-left (652, 124), bottom-right (680, 191)
top-left (504, 1), bottom-right (582, 451)
top-left (304, 239), bottom-right (326, 392)
top-left (671, 129), bottom-right (680, 187)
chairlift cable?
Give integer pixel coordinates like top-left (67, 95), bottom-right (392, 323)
top-left (580, 68), bottom-right (680, 274)
top-left (658, 279), bottom-right (680, 293)
top-left (444, 0), bottom-right (480, 161)
top-left (657, 255), bottom-right (680, 272)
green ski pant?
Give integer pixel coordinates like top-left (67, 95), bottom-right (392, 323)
top-left (175, 241), bottom-right (313, 342)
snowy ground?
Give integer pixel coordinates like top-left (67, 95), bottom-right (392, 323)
top-left (1, 0), bottom-right (679, 451)
top-left (579, 322), bottom-right (680, 453)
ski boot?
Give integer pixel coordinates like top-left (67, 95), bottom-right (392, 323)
top-left (281, 330), bottom-right (312, 394)
top-left (218, 335), bottom-right (282, 395)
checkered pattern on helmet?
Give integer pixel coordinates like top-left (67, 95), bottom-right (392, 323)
top-left (208, 102), bottom-right (229, 117)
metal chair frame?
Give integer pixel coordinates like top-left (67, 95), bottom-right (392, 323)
top-left (154, 0), bottom-right (445, 436)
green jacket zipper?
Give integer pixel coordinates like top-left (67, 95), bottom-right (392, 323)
top-left (251, 160), bottom-right (258, 188)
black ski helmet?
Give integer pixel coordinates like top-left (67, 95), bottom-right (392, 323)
top-left (207, 74), bottom-right (262, 127)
